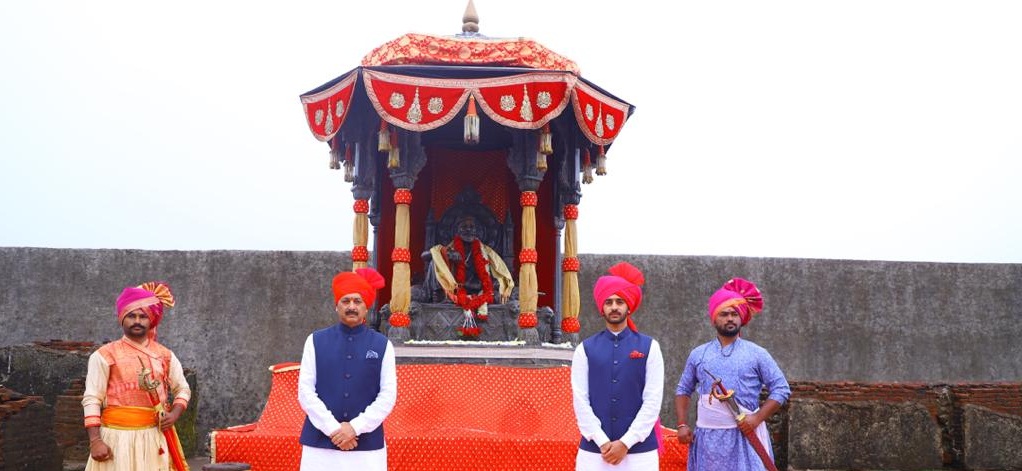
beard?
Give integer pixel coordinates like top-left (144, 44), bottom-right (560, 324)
top-left (715, 322), bottom-right (740, 337)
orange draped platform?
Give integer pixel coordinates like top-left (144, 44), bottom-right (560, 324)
top-left (212, 363), bottom-right (688, 470)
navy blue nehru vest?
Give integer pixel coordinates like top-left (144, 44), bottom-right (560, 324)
top-left (299, 323), bottom-right (389, 451)
top-left (579, 328), bottom-right (658, 454)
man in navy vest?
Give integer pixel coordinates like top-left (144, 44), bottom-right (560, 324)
top-left (298, 268), bottom-right (396, 471)
top-left (571, 262), bottom-right (664, 470)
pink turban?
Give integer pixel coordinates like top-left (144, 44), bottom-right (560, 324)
top-left (115, 281), bottom-right (175, 339)
top-left (707, 278), bottom-right (764, 326)
top-left (592, 262), bottom-right (645, 332)
top-left (332, 268), bottom-right (386, 306)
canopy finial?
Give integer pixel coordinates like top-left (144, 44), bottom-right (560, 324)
top-left (462, 0), bottom-right (479, 33)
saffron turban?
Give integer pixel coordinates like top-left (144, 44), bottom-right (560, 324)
top-left (707, 277), bottom-right (764, 326)
top-left (592, 262), bottom-right (645, 332)
top-left (115, 281), bottom-right (175, 339)
top-left (332, 268), bottom-right (386, 306)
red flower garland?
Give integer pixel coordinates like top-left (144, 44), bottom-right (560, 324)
top-left (447, 237), bottom-right (494, 312)
top-left (561, 317), bottom-right (580, 333)
top-left (390, 312), bottom-right (411, 328)
top-left (518, 312), bottom-right (538, 328)
top-left (352, 246), bottom-right (370, 262)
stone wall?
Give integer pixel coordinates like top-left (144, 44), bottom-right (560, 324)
top-left (0, 341), bottom-right (200, 461)
top-left (1, 247), bottom-right (1020, 459)
top-left (0, 388), bottom-right (62, 471)
top-left (775, 381), bottom-right (1022, 470)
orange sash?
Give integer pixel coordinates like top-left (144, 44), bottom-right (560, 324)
top-left (100, 406), bottom-right (190, 471)
top-left (101, 406), bottom-right (158, 429)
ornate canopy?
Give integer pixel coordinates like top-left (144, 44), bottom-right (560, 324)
top-left (297, 2), bottom-right (636, 344)
top-left (301, 33), bottom-right (633, 148)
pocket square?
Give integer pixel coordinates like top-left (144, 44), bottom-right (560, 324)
top-left (629, 350), bottom-right (645, 359)
top-left (365, 350), bottom-right (379, 359)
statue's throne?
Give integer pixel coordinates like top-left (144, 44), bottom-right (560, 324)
top-left (417, 187), bottom-right (515, 303)
top-left (383, 187), bottom-right (554, 342)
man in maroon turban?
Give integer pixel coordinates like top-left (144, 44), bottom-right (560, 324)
top-left (571, 262), bottom-right (664, 470)
top-left (297, 268), bottom-right (396, 471)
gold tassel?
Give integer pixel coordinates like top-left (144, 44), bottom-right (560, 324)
top-left (343, 143), bottom-right (354, 182)
top-left (387, 130), bottom-right (400, 169)
top-left (595, 145), bottom-right (607, 176)
top-left (539, 123), bottom-right (553, 155)
top-left (378, 120), bottom-right (391, 152)
top-left (329, 138), bottom-right (341, 170)
top-left (329, 148), bottom-right (340, 170)
top-left (536, 151), bottom-right (547, 171)
top-left (464, 95), bottom-right (480, 144)
top-left (582, 149), bottom-right (594, 184)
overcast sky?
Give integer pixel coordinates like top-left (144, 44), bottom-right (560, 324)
top-left (2, 0), bottom-right (1020, 263)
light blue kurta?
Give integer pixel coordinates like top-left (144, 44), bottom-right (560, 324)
top-left (675, 337), bottom-right (790, 471)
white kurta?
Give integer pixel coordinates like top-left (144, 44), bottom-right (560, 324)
top-left (297, 333), bottom-right (397, 471)
top-left (571, 331), bottom-right (664, 471)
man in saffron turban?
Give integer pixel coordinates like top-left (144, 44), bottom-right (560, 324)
top-left (298, 268), bottom-right (397, 471)
top-left (83, 282), bottom-right (191, 471)
top-left (571, 262), bottom-right (664, 470)
top-left (675, 278), bottom-right (791, 471)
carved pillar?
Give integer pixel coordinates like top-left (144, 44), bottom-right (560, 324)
top-left (385, 129), bottom-right (427, 341)
top-left (388, 187), bottom-right (413, 335)
top-left (508, 130), bottom-right (548, 345)
top-left (518, 190), bottom-right (539, 341)
top-left (348, 129), bottom-right (376, 271)
top-left (352, 197), bottom-right (370, 270)
top-left (561, 204), bottom-right (580, 341)
top-left (558, 143), bottom-right (584, 345)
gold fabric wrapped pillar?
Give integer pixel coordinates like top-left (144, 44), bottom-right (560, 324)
top-left (560, 204), bottom-right (581, 337)
top-left (517, 191), bottom-right (539, 341)
top-left (352, 199), bottom-right (370, 270)
top-left (388, 188), bottom-right (413, 329)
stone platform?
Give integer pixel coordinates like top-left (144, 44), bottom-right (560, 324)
top-left (394, 343), bottom-right (573, 366)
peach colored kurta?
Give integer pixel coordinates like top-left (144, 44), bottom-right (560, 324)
top-left (82, 337), bottom-right (190, 471)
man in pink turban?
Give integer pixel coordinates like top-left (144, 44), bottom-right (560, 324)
top-left (675, 278), bottom-right (790, 471)
top-left (298, 268), bottom-right (397, 471)
top-left (571, 262), bottom-right (664, 470)
top-left (83, 282), bottom-right (191, 471)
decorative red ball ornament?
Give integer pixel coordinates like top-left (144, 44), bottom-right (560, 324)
top-left (518, 312), bottom-right (538, 328)
top-left (520, 191), bottom-right (538, 207)
top-left (563, 204), bottom-right (579, 220)
top-left (391, 247), bottom-right (412, 263)
top-left (352, 246), bottom-right (370, 262)
top-left (519, 248), bottom-right (538, 264)
top-left (561, 317), bottom-right (581, 333)
top-left (561, 257), bottom-right (580, 272)
top-left (353, 199), bottom-right (370, 214)
top-left (389, 312), bottom-right (411, 327)
top-left (394, 188), bottom-right (413, 205)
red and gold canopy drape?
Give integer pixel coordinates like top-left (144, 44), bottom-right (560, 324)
top-left (301, 68), bottom-right (631, 147)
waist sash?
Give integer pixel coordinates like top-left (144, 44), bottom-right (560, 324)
top-left (101, 405), bottom-right (190, 470)
top-left (101, 406), bottom-right (159, 430)
top-left (696, 394), bottom-right (772, 453)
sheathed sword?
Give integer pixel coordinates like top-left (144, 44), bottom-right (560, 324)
top-left (138, 357), bottom-right (189, 471)
top-left (703, 369), bottom-right (778, 471)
